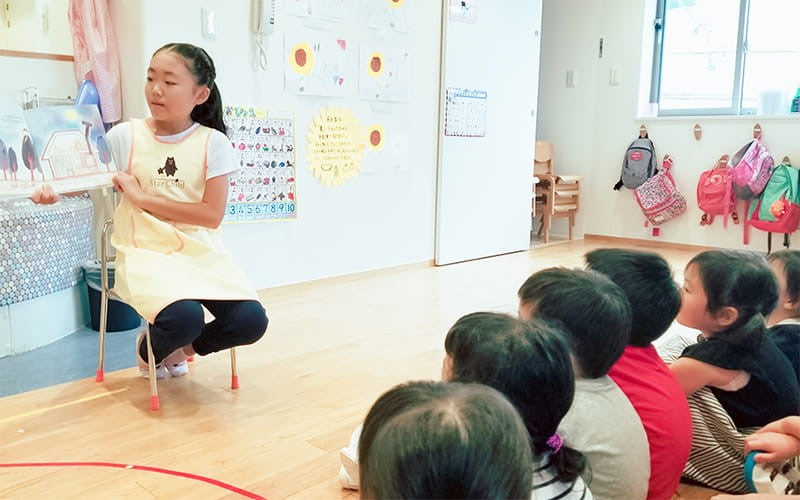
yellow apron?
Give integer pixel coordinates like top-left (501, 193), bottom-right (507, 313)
top-left (111, 119), bottom-right (258, 323)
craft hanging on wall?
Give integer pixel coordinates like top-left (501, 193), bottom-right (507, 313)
top-left (307, 107), bottom-right (364, 186)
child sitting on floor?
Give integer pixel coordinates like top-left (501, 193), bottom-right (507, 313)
top-left (585, 248), bottom-right (692, 500)
top-left (518, 267), bottom-right (650, 500)
top-left (766, 250), bottom-right (800, 384)
top-left (358, 380), bottom-right (534, 499)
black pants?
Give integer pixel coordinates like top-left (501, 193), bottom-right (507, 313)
top-left (140, 299), bottom-right (268, 364)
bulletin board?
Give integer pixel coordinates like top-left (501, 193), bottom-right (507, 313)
top-left (435, 0), bottom-right (543, 265)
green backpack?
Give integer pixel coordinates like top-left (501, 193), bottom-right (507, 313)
top-left (746, 162), bottom-right (800, 251)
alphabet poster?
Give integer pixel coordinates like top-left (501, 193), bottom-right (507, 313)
top-left (0, 105), bottom-right (116, 199)
top-left (223, 105), bottom-right (297, 222)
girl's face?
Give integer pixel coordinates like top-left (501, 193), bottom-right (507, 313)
top-left (145, 50), bottom-right (209, 128)
top-left (676, 263), bottom-right (717, 334)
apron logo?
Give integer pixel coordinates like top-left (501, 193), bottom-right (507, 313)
top-left (157, 156), bottom-right (178, 176)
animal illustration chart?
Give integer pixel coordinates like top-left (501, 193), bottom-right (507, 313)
top-left (0, 105), bottom-right (116, 198)
top-left (223, 105), bottom-right (297, 223)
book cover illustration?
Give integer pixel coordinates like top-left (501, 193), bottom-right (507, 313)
top-left (0, 105), bottom-right (116, 199)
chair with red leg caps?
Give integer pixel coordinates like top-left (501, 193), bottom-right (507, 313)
top-left (95, 219), bottom-right (239, 410)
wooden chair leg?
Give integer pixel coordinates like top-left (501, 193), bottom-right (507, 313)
top-left (568, 213), bottom-right (575, 240)
top-left (543, 214), bottom-right (550, 243)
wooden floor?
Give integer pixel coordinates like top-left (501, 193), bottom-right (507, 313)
top-left (0, 236), bottom-right (724, 499)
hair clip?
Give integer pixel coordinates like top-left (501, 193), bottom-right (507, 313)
top-left (546, 433), bottom-right (563, 454)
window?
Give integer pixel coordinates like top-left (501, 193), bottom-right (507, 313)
top-left (651, 0), bottom-right (800, 116)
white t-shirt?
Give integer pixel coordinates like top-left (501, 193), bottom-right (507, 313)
top-left (106, 121), bottom-right (237, 180)
top-left (558, 376), bottom-right (650, 500)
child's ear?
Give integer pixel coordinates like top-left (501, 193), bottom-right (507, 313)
top-left (713, 306), bottom-right (739, 328)
top-left (441, 354), bottom-right (454, 381)
top-left (194, 86), bottom-right (211, 105)
top-left (782, 295), bottom-right (800, 313)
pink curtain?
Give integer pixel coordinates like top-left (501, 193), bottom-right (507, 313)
top-left (68, 0), bottom-right (122, 123)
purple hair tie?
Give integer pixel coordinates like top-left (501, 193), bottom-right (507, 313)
top-left (546, 433), bottom-right (563, 454)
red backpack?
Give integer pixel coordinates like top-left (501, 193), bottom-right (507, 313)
top-left (697, 154), bottom-right (739, 227)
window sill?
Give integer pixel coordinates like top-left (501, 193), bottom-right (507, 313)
top-left (637, 113), bottom-right (800, 122)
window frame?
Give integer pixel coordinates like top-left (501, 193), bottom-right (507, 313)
top-left (651, 0), bottom-right (755, 117)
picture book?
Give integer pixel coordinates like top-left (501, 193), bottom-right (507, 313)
top-left (0, 105), bottom-right (116, 199)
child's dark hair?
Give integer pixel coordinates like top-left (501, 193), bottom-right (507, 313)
top-left (689, 250), bottom-right (778, 347)
top-left (585, 248), bottom-right (681, 346)
top-left (154, 42), bottom-right (226, 135)
top-left (444, 312), bottom-right (588, 487)
top-left (518, 267), bottom-right (631, 378)
top-left (767, 249), bottom-right (800, 307)
top-left (358, 380), bottom-right (533, 499)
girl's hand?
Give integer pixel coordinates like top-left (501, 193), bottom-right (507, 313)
top-left (757, 416), bottom-right (800, 436)
top-left (29, 184), bottom-right (59, 204)
top-left (744, 431), bottom-right (800, 463)
top-left (113, 172), bottom-right (144, 206)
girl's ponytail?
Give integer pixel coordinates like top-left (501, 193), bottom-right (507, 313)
top-left (191, 83), bottom-right (226, 135)
top-left (549, 445), bottom-right (590, 489)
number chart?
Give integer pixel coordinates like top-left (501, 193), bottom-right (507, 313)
top-left (223, 106), bottom-right (297, 223)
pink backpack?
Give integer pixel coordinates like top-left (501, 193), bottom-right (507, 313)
top-left (730, 137), bottom-right (775, 200)
top-left (697, 154), bottom-right (739, 227)
top-left (633, 155), bottom-right (686, 226)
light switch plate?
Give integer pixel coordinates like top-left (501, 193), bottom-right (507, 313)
top-left (201, 7), bottom-right (216, 40)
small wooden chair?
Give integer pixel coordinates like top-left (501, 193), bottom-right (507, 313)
top-left (533, 141), bottom-right (581, 243)
top-left (95, 219), bottom-right (239, 411)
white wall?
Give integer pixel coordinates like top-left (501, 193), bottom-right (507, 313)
top-left (108, 0), bottom-right (442, 289)
top-left (0, 56), bottom-right (75, 108)
top-left (537, 0), bottom-right (800, 253)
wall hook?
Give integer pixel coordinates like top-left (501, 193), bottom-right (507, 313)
top-left (753, 123), bottom-right (762, 139)
top-left (693, 123), bottom-right (702, 141)
top-left (639, 124), bottom-right (648, 138)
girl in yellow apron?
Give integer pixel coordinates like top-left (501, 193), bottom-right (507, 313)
top-left (107, 43), bottom-right (268, 378)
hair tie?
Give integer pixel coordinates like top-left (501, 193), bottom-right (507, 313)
top-left (546, 433), bottom-right (563, 454)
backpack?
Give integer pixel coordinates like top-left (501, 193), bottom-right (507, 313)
top-left (613, 135), bottom-right (656, 190)
top-left (633, 155), bottom-right (686, 226)
top-left (697, 154), bottom-right (738, 227)
top-left (745, 162), bottom-right (800, 251)
top-left (730, 137), bottom-right (775, 199)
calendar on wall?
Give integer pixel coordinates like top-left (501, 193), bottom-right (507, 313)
top-left (444, 87), bottom-right (487, 137)
top-left (223, 106), bottom-right (297, 223)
